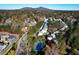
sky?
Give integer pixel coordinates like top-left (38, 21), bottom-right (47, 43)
top-left (0, 4), bottom-right (79, 10)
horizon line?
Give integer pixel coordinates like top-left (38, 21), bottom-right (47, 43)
top-left (0, 4), bottom-right (79, 11)
top-left (0, 7), bottom-right (79, 11)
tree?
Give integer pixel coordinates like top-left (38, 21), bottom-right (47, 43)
top-left (8, 50), bottom-right (15, 55)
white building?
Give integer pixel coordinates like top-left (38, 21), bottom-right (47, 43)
top-left (51, 33), bottom-right (56, 39)
top-left (0, 35), bottom-right (9, 42)
top-left (37, 18), bottom-right (48, 36)
top-left (0, 44), bottom-right (6, 51)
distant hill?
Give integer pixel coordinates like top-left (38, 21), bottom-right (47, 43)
top-left (20, 7), bottom-right (53, 11)
top-left (20, 7), bottom-right (79, 12)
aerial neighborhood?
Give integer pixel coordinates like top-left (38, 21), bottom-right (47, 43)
top-left (0, 5), bottom-right (79, 55)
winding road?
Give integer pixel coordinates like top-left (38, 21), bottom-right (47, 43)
top-left (16, 32), bottom-right (28, 55)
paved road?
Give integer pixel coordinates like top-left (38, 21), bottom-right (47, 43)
top-left (0, 42), bottom-right (13, 55)
top-left (0, 40), bottom-right (17, 55)
top-left (16, 32), bottom-right (28, 55)
top-left (0, 32), bottom-right (27, 55)
top-left (0, 35), bottom-right (19, 55)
